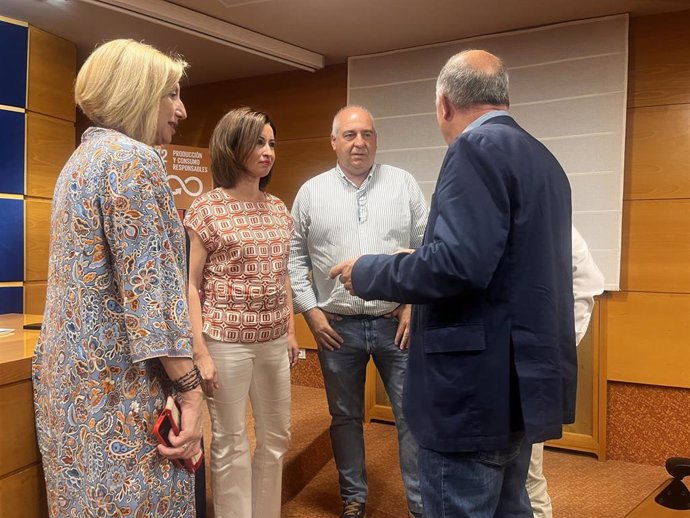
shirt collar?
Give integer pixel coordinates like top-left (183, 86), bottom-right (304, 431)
top-left (463, 109), bottom-right (512, 134)
top-left (335, 163), bottom-right (376, 189)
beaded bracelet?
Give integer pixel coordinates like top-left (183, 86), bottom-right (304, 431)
top-left (173, 364), bottom-right (203, 392)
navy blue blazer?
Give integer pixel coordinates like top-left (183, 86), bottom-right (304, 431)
top-left (351, 116), bottom-right (576, 452)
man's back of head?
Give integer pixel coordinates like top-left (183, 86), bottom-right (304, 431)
top-left (436, 49), bottom-right (510, 110)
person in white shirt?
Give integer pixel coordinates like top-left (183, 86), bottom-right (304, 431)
top-left (288, 106), bottom-right (427, 518)
top-left (526, 226), bottom-right (605, 517)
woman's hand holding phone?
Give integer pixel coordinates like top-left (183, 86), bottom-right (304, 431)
top-left (153, 390), bottom-right (204, 472)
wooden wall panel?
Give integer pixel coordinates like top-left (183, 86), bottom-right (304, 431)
top-left (605, 9), bottom-right (690, 464)
top-left (24, 198), bottom-right (51, 282)
top-left (27, 27), bottom-right (76, 122)
top-left (0, 464), bottom-right (47, 518)
top-left (628, 11), bottom-right (690, 108)
top-left (270, 137), bottom-right (335, 208)
top-left (26, 113), bottom-right (74, 199)
top-left (620, 200), bottom-right (690, 293)
top-left (24, 282), bottom-right (47, 316)
top-left (606, 291), bottom-right (690, 388)
top-left (179, 64), bottom-right (347, 146)
top-left (624, 104), bottom-right (690, 200)
top-left (0, 380), bottom-right (39, 477)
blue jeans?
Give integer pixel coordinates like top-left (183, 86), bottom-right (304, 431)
top-left (418, 432), bottom-right (533, 518)
top-left (318, 316), bottom-right (422, 514)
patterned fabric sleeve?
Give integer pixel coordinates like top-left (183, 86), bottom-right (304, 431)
top-left (280, 197), bottom-right (295, 241)
top-left (100, 144), bottom-right (193, 362)
top-left (184, 195), bottom-right (215, 252)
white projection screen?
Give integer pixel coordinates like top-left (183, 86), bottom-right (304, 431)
top-left (348, 15), bottom-right (628, 290)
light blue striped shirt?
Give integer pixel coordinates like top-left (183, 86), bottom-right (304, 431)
top-left (288, 163), bottom-right (428, 316)
top-left (464, 109), bottom-right (512, 133)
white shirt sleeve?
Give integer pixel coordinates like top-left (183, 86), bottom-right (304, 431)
top-left (406, 173), bottom-right (429, 248)
top-left (287, 186), bottom-right (318, 314)
top-left (572, 226), bottom-right (605, 345)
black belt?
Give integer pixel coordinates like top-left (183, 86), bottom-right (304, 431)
top-left (331, 313), bottom-right (382, 320)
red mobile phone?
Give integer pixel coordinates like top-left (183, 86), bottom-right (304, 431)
top-left (153, 396), bottom-right (203, 473)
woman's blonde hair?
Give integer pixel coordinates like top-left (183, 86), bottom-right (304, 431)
top-left (210, 107), bottom-right (276, 190)
top-left (75, 39), bottom-right (188, 145)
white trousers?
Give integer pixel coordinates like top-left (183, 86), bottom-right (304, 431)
top-left (526, 442), bottom-right (553, 518)
top-left (206, 335), bottom-right (291, 518)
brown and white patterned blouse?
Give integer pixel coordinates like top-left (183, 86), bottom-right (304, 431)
top-left (184, 188), bottom-right (293, 343)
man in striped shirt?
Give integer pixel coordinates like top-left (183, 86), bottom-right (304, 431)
top-left (288, 105), bottom-right (427, 518)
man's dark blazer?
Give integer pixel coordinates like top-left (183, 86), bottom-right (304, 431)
top-left (351, 115), bottom-right (576, 452)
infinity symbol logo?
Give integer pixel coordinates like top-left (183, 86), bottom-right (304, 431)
top-left (168, 175), bottom-right (204, 197)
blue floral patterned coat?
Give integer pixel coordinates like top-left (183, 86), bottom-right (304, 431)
top-left (32, 127), bottom-right (196, 517)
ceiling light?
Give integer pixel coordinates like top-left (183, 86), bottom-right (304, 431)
top-left (77, 0), bottom-right (324, 72)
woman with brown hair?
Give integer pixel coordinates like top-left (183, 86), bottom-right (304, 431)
top-left (184, 107), bottom-right (298, 518)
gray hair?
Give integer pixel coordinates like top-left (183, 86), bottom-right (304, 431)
top-left (331, 105), bottom-right (376, 137)
top-left (436, 50), bottom-right (510, 109)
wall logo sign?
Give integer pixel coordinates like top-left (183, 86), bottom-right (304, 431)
top-left (158, 144), bottom-right (211, 209)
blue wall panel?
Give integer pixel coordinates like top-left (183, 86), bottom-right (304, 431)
top-left (0, 110), bottom-right (25, 194)
top-left (0, 287), bottom-right (23, 314)
top-left (0, 21), bottom-right (28, 109)
top-left (0, 198), bottom-right (24, 282)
